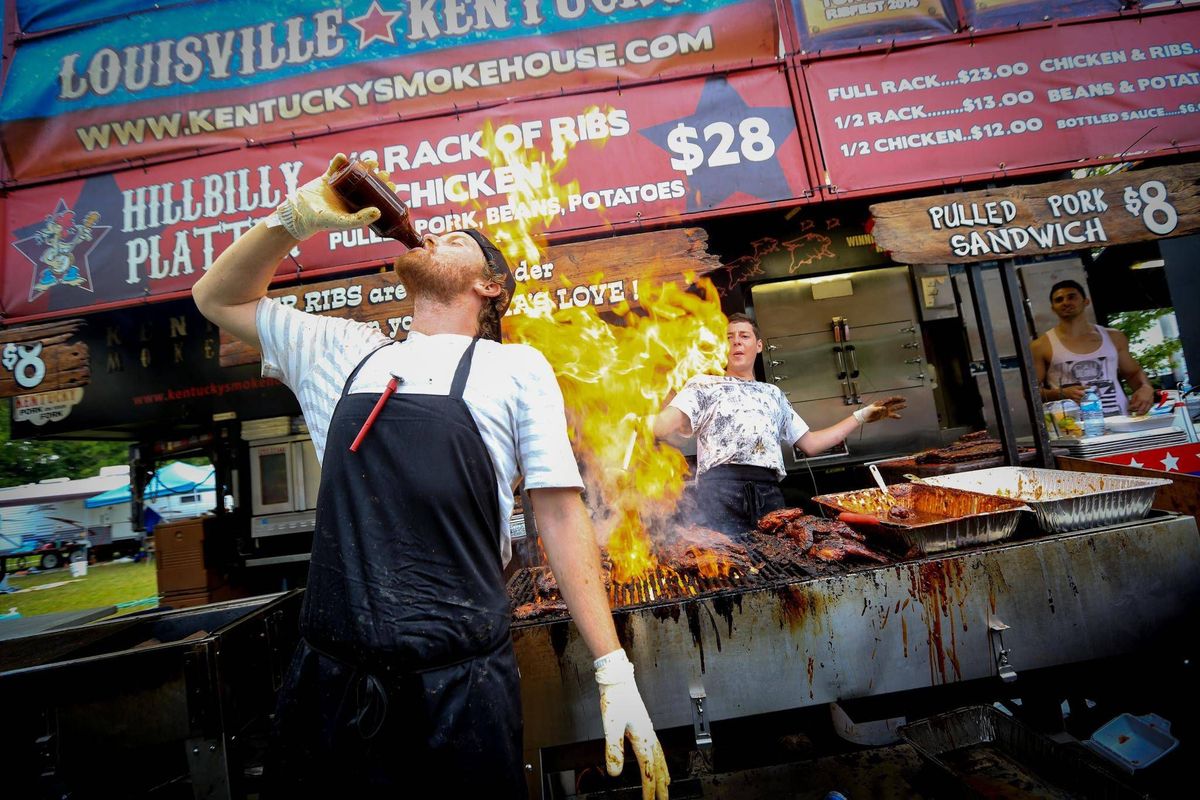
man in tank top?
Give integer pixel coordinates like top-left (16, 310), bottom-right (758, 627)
top-left (1030, 279), bottom-right (1153, 416)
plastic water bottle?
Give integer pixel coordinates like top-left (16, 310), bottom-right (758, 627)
top-left (1079, 387), bottom-right (1105, 438)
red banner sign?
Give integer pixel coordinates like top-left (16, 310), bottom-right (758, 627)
top-left (805, 11), bottom-right (1200, 193)
top-left (2, 67), bottom-right (810, 324)
top-left (0, 0), bottom-right (779, 183)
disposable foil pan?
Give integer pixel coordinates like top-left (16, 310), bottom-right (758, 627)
top-left (900, 705), bottom-right (1144, 799)
top-left (920, 467), bottom-right (1171, 533)
top-left (812, 483), bottom-right (1026, 555)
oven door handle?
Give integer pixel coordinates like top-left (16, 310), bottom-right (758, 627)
top-left (845, 344), bottom-right (860, 379)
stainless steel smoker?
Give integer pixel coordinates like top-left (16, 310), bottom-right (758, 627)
top-left (751, 265), bottom-right (942, 466)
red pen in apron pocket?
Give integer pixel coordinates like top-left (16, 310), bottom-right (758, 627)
top-left (349, 374), bottom-right (401, 452)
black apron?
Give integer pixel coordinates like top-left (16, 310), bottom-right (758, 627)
top-left (693, 463), bottom-right (784, 537)
top-left (265, 338), bottom-right (526, 797)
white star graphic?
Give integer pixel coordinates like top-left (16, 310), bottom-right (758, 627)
top-left (1161, 452), bottom-right (1180, 472)
top-left (349, 1), bottom-right (401, 48)
top-left (1128, 458), bottom-right (1144, 468)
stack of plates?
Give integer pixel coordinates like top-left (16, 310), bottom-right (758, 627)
top-left (1050, 427), bottom-right (1188, 458)
top-left (1104, 414), bottom-right (1177, 434)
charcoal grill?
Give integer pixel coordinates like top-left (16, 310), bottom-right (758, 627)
top-left (510, 513), bottom-right (1200, 798)
top-left (508, 542), bottom-right (830, 621)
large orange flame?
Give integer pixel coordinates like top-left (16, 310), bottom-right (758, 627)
top-left (468, 109), bottom-right (729, 585)
top-left (507, 276), bottom-right (728, 582)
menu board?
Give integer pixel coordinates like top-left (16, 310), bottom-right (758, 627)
top-left (3, 67), bottom-right (811, 323)
top-left (806, 11), bottom-right (1200, 193)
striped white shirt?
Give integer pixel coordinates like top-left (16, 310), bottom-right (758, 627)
top-left (256, 297), bottom-right (583, 564)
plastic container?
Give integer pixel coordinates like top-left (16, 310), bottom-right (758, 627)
top-left (1079, 388), bottom-right (1105, 438)
top-left (69, 549), bottom-right (88, 578)
top-left (1083, 713), bottom-right (1178, 773)
top-left (1043, 400), bottom-right (1082, 439)
top-left (326, 159), bottom-right (422, 248)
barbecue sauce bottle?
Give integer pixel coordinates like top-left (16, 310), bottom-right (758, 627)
top-left (327, 159), bottom-right (422, 248)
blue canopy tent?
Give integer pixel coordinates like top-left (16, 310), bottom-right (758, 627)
top-left (85, 462), bottom-right (215, 509)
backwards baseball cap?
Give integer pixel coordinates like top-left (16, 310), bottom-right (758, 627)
top-left (463, 229), bottom-right (516, 315)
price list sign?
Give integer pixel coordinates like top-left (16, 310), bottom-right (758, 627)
top-left (805, 12), bottom-right (1200, 193)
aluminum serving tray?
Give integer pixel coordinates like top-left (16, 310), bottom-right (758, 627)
top-left (920, 467), bottom-right (1171, 533)
top-left (812, 483), bottom-right (1026, 555)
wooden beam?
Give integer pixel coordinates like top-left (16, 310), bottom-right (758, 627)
top-left (220, 228), bottom-right (722, 367)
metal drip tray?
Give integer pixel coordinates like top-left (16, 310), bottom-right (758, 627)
top-left (920, 467), bottom-right (1171, 533)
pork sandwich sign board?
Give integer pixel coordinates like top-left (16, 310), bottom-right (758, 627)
top-left (220, 227), bottom-right (721, 367)
top-left (0, 319), bottom-right (89, 399)
top-left (869, 164), bottom-right (1200, 264)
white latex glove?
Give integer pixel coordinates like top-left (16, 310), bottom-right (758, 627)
top-left (854, 395), bottom-right (907, 424)
top-left (273, 153), bottom-right (381, 240)
top-left (595, 649), bottom-right (669, 799)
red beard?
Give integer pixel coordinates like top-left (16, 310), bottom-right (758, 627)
top-left (393, 248), bottom-right (474, 304)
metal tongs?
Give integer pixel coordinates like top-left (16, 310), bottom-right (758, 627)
top-left (837, 464), bottom-right (894, 529)
top-left (868, 464), bottom-right (910, 522)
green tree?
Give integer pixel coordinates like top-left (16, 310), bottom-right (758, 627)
top-left (0, 411), bottom-right (128, 488)
top-left (1107, 309), bottom-right (1182, 380)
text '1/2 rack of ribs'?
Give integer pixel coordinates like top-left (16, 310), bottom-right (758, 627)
top-left (509, 510), bottom-right (891, 621)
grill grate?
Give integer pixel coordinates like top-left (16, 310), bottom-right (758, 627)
top-left (509, 544), bottom-right (839, 624)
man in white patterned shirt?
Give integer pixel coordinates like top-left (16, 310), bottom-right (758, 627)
top-left (654, 313), bottom-right (906, 535)
top-left (193, 155), bottom-right (667, 798)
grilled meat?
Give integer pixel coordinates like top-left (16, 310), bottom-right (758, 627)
top-left (758, 511), bottom-right (867, 549)
top-left (779, 519), bottom-right (814, 550)
top-left (513, 599), bottom-right (568, 620)
top-left (913, 431), bottom-right (1003, 464)
top-left (744, 530), bottom-right (815, 571)
top-left (807, 516), bottom-right (864, 542)
top-left (757, 507), bottom-right (807, 533)
top-left (532, 565), bottom-right (558, 596)
top-left (808, 534), bottom-right (890, 564)
top-left (659, 525), bottom-right (753, 574)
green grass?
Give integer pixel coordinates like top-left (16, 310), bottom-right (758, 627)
top-left (2, 560), bottom-right (159, 619)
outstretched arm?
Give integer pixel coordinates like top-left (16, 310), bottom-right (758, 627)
top-left (529, 487), bottom-right (669, 799)
top-left (794, 396), bottom-right (906, 456)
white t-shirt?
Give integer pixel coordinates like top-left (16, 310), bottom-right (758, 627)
top-left (669, 375), bottom-right (809, 480)
top-left (256, 298), bottom-right (584, 564)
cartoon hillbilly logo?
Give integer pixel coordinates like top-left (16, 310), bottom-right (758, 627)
top-left (12, 199), bottom-right (111, 300)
